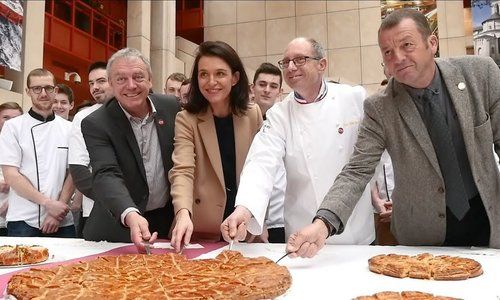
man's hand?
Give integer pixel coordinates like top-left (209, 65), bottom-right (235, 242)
top-left (221, 206), bottom-right (252, 242)
top-left (379, 201), bottom-right (393, 223)
top-left (41, 215), bottom-right (60, 234)
top-left (0, 200), bottom-right (8, 218)
top-left (0, 180), bottom-right (9, 193)
top-left (44, 199), bottom-right (70, 220)
top-left (125, 211), bottom-right (157, 253)
top-left (286, 219), bottom-right (329, 258)
top-left (246, 224), bottom-right (269, 243)
top-left (70, 191), bottom-right (83, 212)
top-left (371, 184), bottom-right (392, 223)
top-left (170, 209), bottom-right (193, 253)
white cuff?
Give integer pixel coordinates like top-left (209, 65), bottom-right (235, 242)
top-left (247, 216), bottom-right (263, 236)
top-left (121, 207), bottom-right (140, 226)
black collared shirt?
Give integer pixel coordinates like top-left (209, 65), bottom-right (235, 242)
top-left (405, 65), bottom-right (478, 200)
top-left (214, 115), bottom-right (237, 220)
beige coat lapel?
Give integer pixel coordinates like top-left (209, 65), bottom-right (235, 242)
top-left (391, 80), bottom-right (442, 176)
top-left (197, 108), bottom-right (225, 188)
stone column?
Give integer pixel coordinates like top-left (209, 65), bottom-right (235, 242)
top-left (150, 0), bottom-right (184, 94)
top-left (127, 1), bottom-right (151, 60)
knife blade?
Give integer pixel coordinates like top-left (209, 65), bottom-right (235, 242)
top-left (275, 252), bottom-right (292, 264)
top-left (142, 240), bottom-right (152, 255)
top-left (144, 243), bottom-right (151, 255)
top-left (229, 239), bottom-right (234, 250)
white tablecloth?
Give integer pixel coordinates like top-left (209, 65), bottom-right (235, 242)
top-left (200, 243), bottom-right (500, 300)
top-left (0, 236), bottom-right (130, 275)
top-left (2, 237), bottom-right (499, 299)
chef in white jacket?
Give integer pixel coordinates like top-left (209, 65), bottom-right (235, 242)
top-left (221, 37), bottom-right (374, 245)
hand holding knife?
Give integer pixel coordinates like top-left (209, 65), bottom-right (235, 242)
top-left (142, 239), bottom-right (152, 255)
top-left (141, 232), bottom-right (157, 255)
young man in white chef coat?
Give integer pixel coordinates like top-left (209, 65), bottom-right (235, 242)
top-left (68, 61), bottom-right (114, 237)
top-left (250, 62), bottom-right (285, 243)
top-left (0, 68), bottom-right (75, 237)
top-left (221, 37), bottom-right (375, 245)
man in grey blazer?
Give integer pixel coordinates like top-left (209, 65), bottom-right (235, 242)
top-left (81, 48), bottom-right (180, 252)
top-left (287, 8), bottom-right (500, 258)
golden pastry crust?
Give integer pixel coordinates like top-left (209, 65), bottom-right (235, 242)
top-left (0, 245), bottom-right (49, 266)
top-left (368, 253), bottom-right (482, 281)
top-left (7, 250), bottom-right (292, 300)
top-left (354, 291), bottom-right (459, 300)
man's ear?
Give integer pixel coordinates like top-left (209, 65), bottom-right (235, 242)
top-left (250, 83), bottom-right (255, 94)
top-left (318, 57), bottom-right (327, 72)
top-left (428, 35), bottom-right (438, 55)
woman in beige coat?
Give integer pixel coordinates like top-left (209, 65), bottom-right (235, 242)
top-left (169, 41), bottom-right (262, 251)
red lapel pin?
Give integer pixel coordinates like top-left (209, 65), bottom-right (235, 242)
top-left (338, 127), bottom-right (344, 134)
top-left (158, 119), bottom-right (165, 125)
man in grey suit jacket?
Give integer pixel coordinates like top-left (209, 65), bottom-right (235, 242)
top-left (287, 8), bottom-right (500, 258)
top-left (81, 48), bottom-right (180, 252)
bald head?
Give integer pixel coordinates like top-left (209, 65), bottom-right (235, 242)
top-left (286, 37), bottom-right (325, 59)
top-left (279, 37), bottom-right (327, 101)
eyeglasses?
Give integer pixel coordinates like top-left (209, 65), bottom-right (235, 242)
top-left (29, 85), bottom-right (56, 94)
top-left (277, 56), bottom-right (321, 69)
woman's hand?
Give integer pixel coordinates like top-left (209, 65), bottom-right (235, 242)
top-left (171, 209), bottom-right (193, 253)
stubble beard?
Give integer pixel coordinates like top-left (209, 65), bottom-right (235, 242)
top-left (33, 99), bottom-right (54, 115)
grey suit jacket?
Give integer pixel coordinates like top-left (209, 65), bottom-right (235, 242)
top-left (320, 56), bottom-right (500, 248)
top-left (81, 94), bottom-right (180, 242)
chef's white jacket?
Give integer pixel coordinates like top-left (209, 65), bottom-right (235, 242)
top-left (236, 82), bottom-right (375, 245)
top-left (68, 104), bottom-right (102, 217)
top-left (0, 112), bottom-right (73, 228)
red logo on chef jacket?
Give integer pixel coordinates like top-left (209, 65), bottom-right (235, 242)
top-left (338, 127), bottom-right (344, 134)
top-left (158, 119), bottom-right (165, 125)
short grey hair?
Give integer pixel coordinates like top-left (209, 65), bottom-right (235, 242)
top-left (107, 48), bottom-right (153, 80)
top-left (307, 38), bottom-right (325, 59)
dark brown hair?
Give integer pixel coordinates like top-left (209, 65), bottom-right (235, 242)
top-left (253, 62), bottom-right (282, 87)
top-left (88, 61), bottom-right (107, 74)
top-left (184, 41), bottom-right (249, 116)
top-left (167, 72), bottom-right (187, 83)
top-left (56, 83), bottom-right (74, 104)
top-left (379, 8), bottom-right (432, 41)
